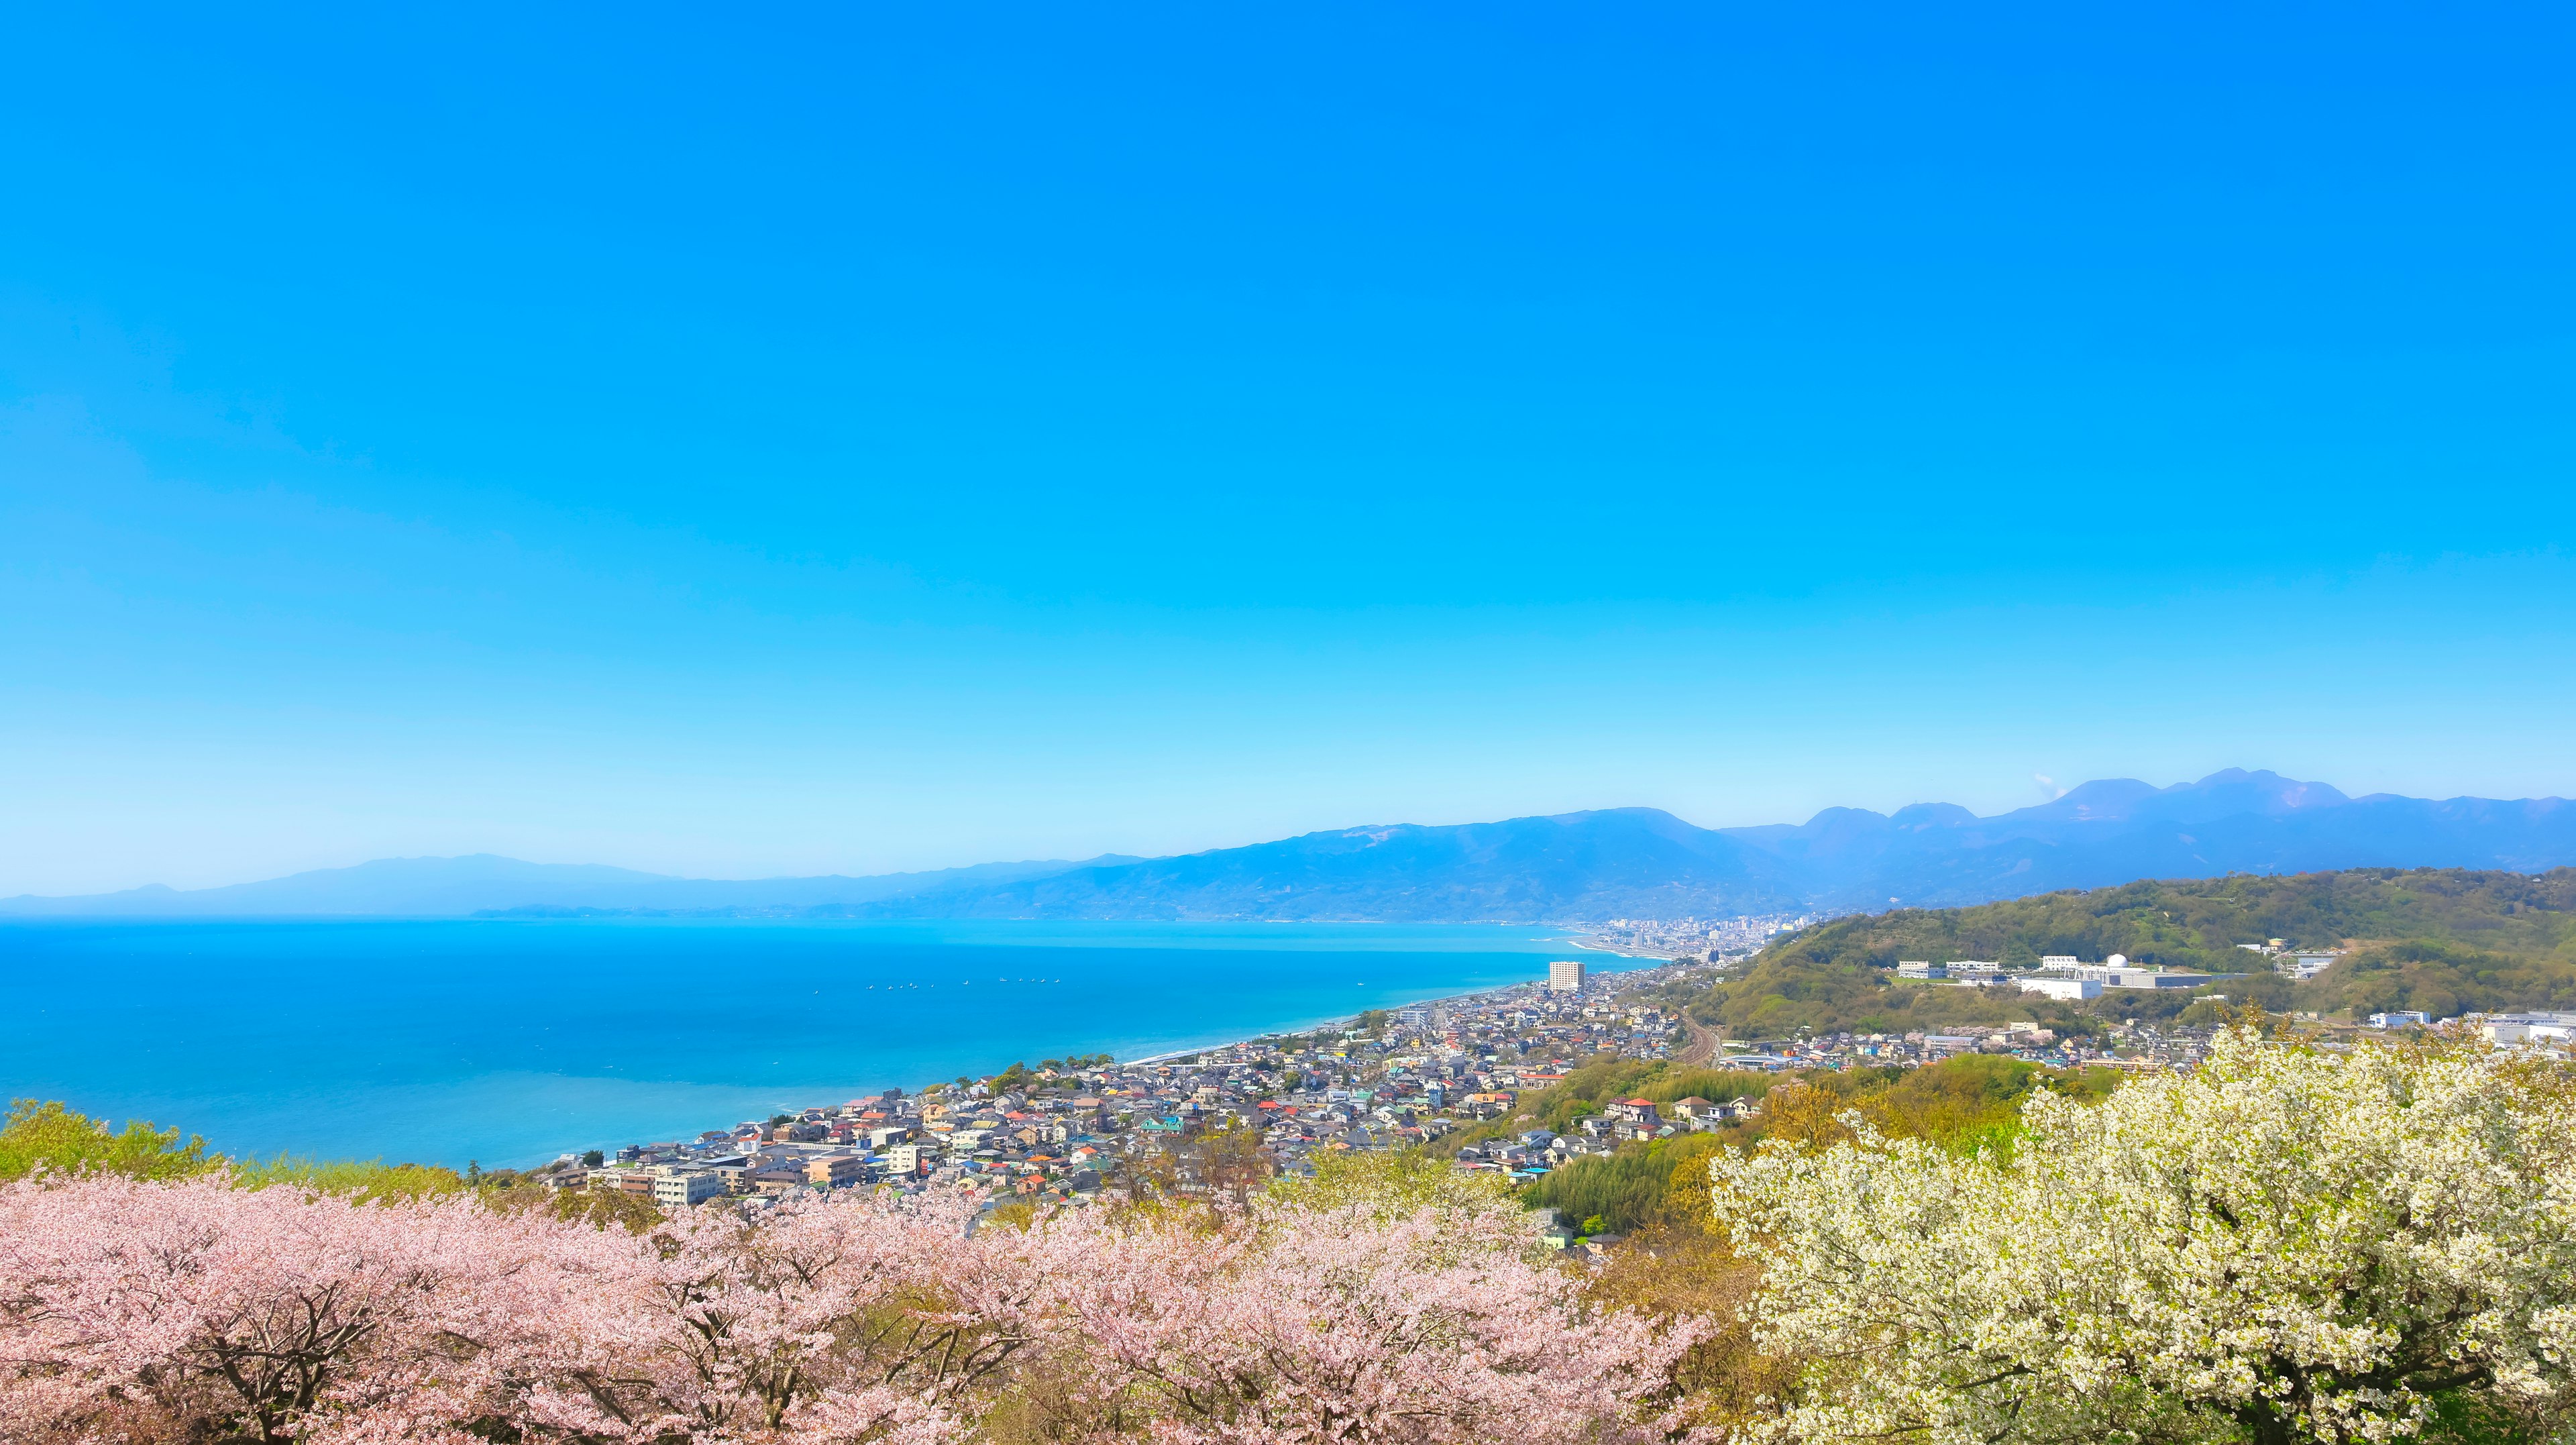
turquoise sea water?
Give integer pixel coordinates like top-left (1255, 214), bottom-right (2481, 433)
top-left (0, 918), bottom-right (1623, 1169)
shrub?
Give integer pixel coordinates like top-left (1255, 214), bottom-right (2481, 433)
top-left (1711, 1028), bottom-right (2576, 1444)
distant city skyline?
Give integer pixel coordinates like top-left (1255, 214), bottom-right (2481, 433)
top-left (5, 5), bottom-right (2573, 894)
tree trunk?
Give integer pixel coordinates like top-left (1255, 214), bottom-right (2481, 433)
top-left (2237, 1401), bottom-right (2296, 1445)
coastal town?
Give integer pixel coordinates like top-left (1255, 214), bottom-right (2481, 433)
top-left (554, 954), bottom-right (1677, 1210)
top-left (1579, 914), bottom-right (1827, 961)
top-left (541, 941), bottom-right (2351, 1212)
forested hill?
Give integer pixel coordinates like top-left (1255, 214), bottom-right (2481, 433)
top-left (1760, 867), bottom-right (2576, 976)
top-left (1676, 867), bottom-right (2576, 1038)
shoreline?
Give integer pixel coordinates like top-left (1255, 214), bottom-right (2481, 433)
top-left (582, 951), bottom-right (1691, 1162)
top-left (1001, 950), bottom-right (1677, 1072)
top-left (13, 918), bottom-right (1664, 1171)
top-left (560, 950), bottom-right (1728, 1197)
top-left (1569, 936), bottom-right (1696, 961)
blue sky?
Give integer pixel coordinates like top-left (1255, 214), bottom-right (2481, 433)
top-left (5, 3), bottom-right (2573, 893)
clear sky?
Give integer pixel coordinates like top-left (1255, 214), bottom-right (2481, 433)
top-left (5, 3), bottom-right (2573, 894)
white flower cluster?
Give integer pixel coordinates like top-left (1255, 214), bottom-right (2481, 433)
top-left (1710, 1028), bottom-right (2576, 1444)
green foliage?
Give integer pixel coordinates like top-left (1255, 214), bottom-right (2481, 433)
top-left (1637, 1068), bottom-right (1774, 1107)
top-left (0, 1100), bottom-right (221, 1181)
top-left (1766, 867), bottom-right (2576, 975)
top-left (2307, 938), bottom-right (2576, 1020)
top-left (1525, 1132), bottom-right (1725, 1236)
top-left (1760, 1053), bottom-right (2118, 1157)
top-left (2416, 1386), bottom-right (2565, 1444)
top-left (1686, 867), bottom-right (2576, 1032)
top-left (1269, 1148), bottom-right (1521, 1221)
top-left (990, 1054), bottom-right (1112, 1092)
top-left (1697, 954), bottom-right (1893, 1037)
top-left (1527, 1055), bottom-right (2121, 1236)
top-left (1433, 1055), bottom-right (1774, 1159)
top-left (233, 1155), bottom-right (468, 1201)
top-left (1870, 1053), bottom-right (2106, 1148)
top-left (1694, 953), bottom-right (2111, 1038)
top-left (984, 1199), bottom-right (1040, 1232)
top-left (0, 1100), bottom-right (519, 1216)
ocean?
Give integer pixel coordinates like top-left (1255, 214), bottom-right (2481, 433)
top-left (0, 917), bottom-right (1626, 1169)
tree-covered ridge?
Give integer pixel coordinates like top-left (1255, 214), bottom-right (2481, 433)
top-left (1660, 956), bottom-right (2119, 1039)
top-left (1761, 867), bottom-right (2576, 973)
top-left (1678, 867), bottom-right (2576, 1036)
top-left (2314, 939), bottom-right (2576, 1022)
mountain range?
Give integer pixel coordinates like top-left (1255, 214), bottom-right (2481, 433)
top-left (8, 770), bottom-right (2573, 922)
top-left (0, 853), bottom-right (1140, 920)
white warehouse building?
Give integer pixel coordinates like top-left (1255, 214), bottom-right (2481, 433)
top-left (2017, 977), bottom-right (2102, 1001)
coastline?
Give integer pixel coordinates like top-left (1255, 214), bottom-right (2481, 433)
top-left (592, 945), bottom-right (1680, 1161)
top-left (691, 949), bottom-right (1674, 1108)
top-left (582, 949), bottom-right (1693, 1164)
top-left (566, 949), bottom-right (1724, 1201)
top-left (1568, 935), bottom-right (1695, 961)
top-left (1, 917), bottom-right (1633, 1168)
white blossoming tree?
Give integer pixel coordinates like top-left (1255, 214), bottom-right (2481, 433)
top-left (1709, 1028), bottom-right (2576, 1445)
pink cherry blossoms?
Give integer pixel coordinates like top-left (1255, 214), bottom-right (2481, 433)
top-left (0, 1171), bottom-right (637, 1445)
top-left (0, 1173), bottom-right (1703, 1445)
top-left (1035, 1198), bottom-right (1703, 1444)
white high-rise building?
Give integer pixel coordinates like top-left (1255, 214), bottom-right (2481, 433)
top-left (1548, 959), bottom-right (1586, 992)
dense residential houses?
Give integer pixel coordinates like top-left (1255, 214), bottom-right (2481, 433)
top-left (541, 958), bottom-right (1709, 1208)
top-left (1581, 914), bottom-right (1821, 961)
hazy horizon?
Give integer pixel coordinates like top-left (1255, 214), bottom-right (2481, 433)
top-left (11, 767), bottom-right (2571, 904)
top-left (6, 7), bottom-right (2573, 896)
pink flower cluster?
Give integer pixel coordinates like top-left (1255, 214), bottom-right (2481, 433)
top-left (0, 1175), bottom-right (1701, 1445)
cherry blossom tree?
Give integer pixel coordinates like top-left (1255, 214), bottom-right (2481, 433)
top-left (1709, 1028), bottom-right (2576, 1445)
top-left (0, 1172), bottom-right (638, 1445)
top-left (1025, 1193), bottom-right (1707, 1444)
top-left (536, 1188), bottom-right (1038, 1445)
top-left (2, 1150), bottom-right (1711, 1445)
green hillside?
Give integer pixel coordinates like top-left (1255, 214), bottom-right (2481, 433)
top-left (1670, 867), bottom-right (2576, 1036)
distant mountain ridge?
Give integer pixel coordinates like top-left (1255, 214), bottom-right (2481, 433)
top-left (1720, 769), bottom-right (2575, 910)
top-left (0, 852), bottom-right (1143, 919)
top-left (8, 769), bottom-right (2573, 922)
